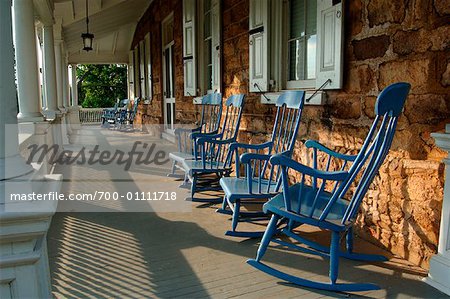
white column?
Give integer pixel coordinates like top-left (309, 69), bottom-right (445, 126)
top-left (12, 0), bottom-right (44, 122)
top-left (62, 63), bottom-right (69, 108)
top-left (54, 39), bottom-right (64, 109)
top-left (61, 46), bottom-right (70, 108)
top-left (42, 25), bottom-right (59, 114)
top-left (426, 124), bottom-right (450, 295)
top-left (71, 64), bottom-right (78, 107)
top-left (0, 0), bottom-right (34, 180)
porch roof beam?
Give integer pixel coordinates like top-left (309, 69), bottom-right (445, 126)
top-left (68, 52), bottom-right (128, 64)
top-left (33, 0), bottom-right (53, 25)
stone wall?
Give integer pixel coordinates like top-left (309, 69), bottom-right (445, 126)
top-left (340, 0), bottom-right (449, 268)
top-left (131, 0), bottom-right (200, 127)
top-left (132, 0), bottom-right (450, 268)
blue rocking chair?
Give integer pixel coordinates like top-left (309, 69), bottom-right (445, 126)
top-left (182, 94), bottom-right (246, 202)
top-left (101, 99), bottom-right (120, 127)
top-left (168, 93), bottom-right (223, 180)
top-left (116, 97), bottom-right (140, 131)
top-left (247, 82), bottom-right (411, 292)
top-left (218, 91), bottom-right (306, 238)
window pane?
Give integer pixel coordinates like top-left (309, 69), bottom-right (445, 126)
top-left (204, 12), bottom-right (211, 38)
top-left (306, 0), bottom-right (317, 35)
top-left (171, 47), bottom-right (175, 98)
top-left (306, 35), bottom-right (316, 79)
top-left (203, 38), bottom-right (213, 91)
top-left (204, 0), bottom-right (212, 39)
top-left (172, 103), bottom-right (175, 129)
top-left (288, 0), bottom-right (317, 81)
top-left (290, 0), bottom-right (305, 39)
top-left (166, 103), bottom-right (172, 127)
top-left (289, 39), bottom-right (305, 81)
top-left (165, 48), bottom-right (171, 97)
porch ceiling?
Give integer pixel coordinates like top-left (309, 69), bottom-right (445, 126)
top-left (53, 0), bottom-right (152, 64)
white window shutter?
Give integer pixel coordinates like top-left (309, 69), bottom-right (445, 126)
top-left (211, 0), bottom-right (221, 93)
top-left (145, 33), bottom-right (152, 100)
top-left (249, 0), bottom-right (269, 92)
top-left (316, 0), bottom-right (344, 89)
top-left (183, 0), bottom-right (196, 96)
top-left (139, 40), bottom-right (146, 98)
top-left (128, 51), bottom-right (135, 100)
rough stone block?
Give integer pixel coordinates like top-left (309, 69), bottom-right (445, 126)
top-left (441, 61), bottom-right (450, 86)
top-left (429, 25), bottom-right (450, 51)
top-left (378, 58), bottom-right (431, 93)
top-left (328, 96), bottom-right (362, 119)
top-left (352, 35), bottom-right (391, 60)
top-left (363, 96), bottom-right (377, 118)
top-left (345, 64), bottom-right (375, 93)
top-left (345, 0), bottom-right (364, 36)
top-left (393, 29), bottom-right (432, 55)
top-left (404, 94), bottom-right (449, 124)
top-left (368, 0), bottom-right (407, 26)
top-left (434, 0), bottom-right (450, 15)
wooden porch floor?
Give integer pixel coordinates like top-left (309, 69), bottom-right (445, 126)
top-left (47, 126), bottom-right (448, 298)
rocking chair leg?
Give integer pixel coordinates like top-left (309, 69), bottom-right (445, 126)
top-left (167, 160), bottom-right (178, 177)
top-left (329, 231), bottom-right (340, 284)
top-left (221, 196), bottom-right (228, 210)
top-left (170, 160), bottom-right (177, 175)
top-left (346, 227), bottom-right (354, 254)
top-left (231, 200), bottom-right (241, 232)
top-left (190, 175), bottom-right (197, 199)
top-left (256, 214), bottom-right (280, 261)
top-left (216, 196), bottom-right (232, 214)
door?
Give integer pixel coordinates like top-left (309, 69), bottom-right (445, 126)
top-left (162, 15), bottom-right (175, 133)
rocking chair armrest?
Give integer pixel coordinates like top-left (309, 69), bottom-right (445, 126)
top-left (197, 137), bottom-right (235, 146)
top-left (240, 153), bottom-right (271, 164)
top-left (190, 129), bottom-right (221, 140)
top-left (305, 140), bottom-right (357, 162)
top-left (174, 126), bottom-right (202, 135)
top-left (229, 141), bottom-right (273, 152)
top-left (270, 154), bottom-right (348, 181)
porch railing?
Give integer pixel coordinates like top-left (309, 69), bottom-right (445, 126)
top-left (79, 108), bottom-right (104, 124)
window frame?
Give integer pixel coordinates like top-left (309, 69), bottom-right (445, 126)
top-left (283, 0), bottom-right (317, 90)
top-left (268, 0), bottom-right (345, 92)
top-left (196, 0), bottom-right (220, 96)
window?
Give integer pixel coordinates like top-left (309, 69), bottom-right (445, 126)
top-left (133, 45), bottom-right (139, 97)
top-left (139, 40), bottom-right (146, 98)
top-left (128, 51), bottom-right (135, 100)
top-left (182, 0), bottom-right (221, 97)
top-left (287, 0), bottom-right (317, 87)
top-left (145, 33), bottom-right (153, 101)
top-left (203, 0), bottom-right (213, 92)
top-left (249, 0), bottom-right (344, 94)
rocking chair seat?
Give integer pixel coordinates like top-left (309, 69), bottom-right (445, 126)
top-left (264, 183), bottom-right (351, 232)
top-left (169, 152), bottom-right (194, 163)
top-left (220, 177), bottom-right (279, 201)
top-left (182, 159), bottom-right (228, 173)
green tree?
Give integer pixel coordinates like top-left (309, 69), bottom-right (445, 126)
top-left (76, 64), bottom-right (127, 108)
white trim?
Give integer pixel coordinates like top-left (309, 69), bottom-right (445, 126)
top-left (162, 14), bottom-right (175, 134)
top-left (260, 90), bottom-right (325, 105)
top-left (426, 127), bottom-right (450, 296)
top-left (286, 79), bottom-right (316, 90)
top-left (193, 96), bottom-right (203, 105)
